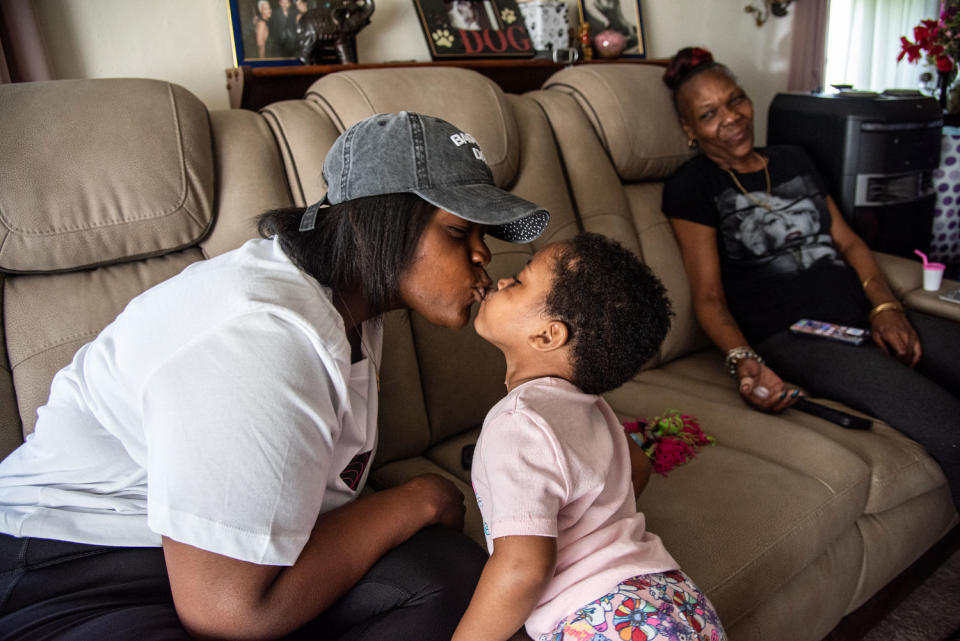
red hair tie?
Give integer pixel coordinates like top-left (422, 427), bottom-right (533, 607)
top-left (689, 47), bottom-right (713, 68)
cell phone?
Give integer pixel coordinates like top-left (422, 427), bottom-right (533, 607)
top-left (788, 319), bottom-right (870, 346)
top-left (938, 287), bottom-right (960, 305)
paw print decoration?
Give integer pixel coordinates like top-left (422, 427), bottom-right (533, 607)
top-left (500, 7), bottom-right (516, 24)
top-left (432, 28), bottom-right (455, 48)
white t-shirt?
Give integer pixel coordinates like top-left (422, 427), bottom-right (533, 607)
top-left (0, 237), bottom-right (380, 566)
top-left (471, 377), bottom-right (678, 638)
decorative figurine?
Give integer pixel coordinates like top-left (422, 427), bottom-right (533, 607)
top-left (297, 0), bottom-right (375, 65)
top-left (578, 21), bottom-right (592, 61)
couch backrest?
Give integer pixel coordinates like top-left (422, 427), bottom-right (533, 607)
top-left (534, 64), bottom-right (711, 365)
top-left (0, 78), bottom-right (294, 457)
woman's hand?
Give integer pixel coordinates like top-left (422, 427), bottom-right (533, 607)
top-left (166, 474), bottom-right (467, 640)
top-left (402, 473), bottom-right (467, 531)
top-left (870, 310), bottom-right (922, 367)
top-left (736, 358), bottom-right (802, 412)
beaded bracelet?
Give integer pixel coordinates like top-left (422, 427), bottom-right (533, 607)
top-left (868, 300), bottom-right (905, 322)
top-left (724, 346), bottom-right (763, 377)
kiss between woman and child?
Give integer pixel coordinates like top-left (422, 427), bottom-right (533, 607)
top-left (454, 233), bottom-right (727, 641)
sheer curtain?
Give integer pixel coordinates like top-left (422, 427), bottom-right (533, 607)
top-left (825, 0), bottom-right (940, 92)
top-left (0, 0), bottom-right (53, 84)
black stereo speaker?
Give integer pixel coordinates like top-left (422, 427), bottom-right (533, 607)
top-left (768, 91), bottom-right (942, 258)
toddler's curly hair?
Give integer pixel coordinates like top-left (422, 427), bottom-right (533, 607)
top-left (545, 233), bottom-right (673, 395)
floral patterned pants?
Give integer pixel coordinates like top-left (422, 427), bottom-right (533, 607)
top-left (538, 570), bottom-right (726, 641)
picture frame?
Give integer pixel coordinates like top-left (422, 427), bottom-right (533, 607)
top-left (227, 0), bottom-right (340, 67)
top-left (413, 0), bottom-right (537, 59)
top-left (577, 0), bottom-right (646, 58)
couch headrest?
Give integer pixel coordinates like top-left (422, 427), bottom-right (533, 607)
top-left (0, 79), bottom-right (214, 273)
top-left (543, 64), bottom-right (694, 181)
top-left (306, 67), bottom-right (521, 189)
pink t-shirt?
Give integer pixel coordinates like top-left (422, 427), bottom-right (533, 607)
top-left (471, 377), bottom-right (678, 638)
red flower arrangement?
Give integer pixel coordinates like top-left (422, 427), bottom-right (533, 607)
top-left (898, 1), bottom-right (960, 74)
top-left (623, 410), bottom-right (714, 476)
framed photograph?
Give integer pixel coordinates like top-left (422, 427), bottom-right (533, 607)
top-left (227, 0), bottom-right (339, 67)
top-left (413, 0), bottom-right (537, 59)
top-left (578, 0), bottom-right (646, 58)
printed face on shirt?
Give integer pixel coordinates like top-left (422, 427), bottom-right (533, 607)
top-left (734, 195), bottom-right (820, 256)
top-left (715, 174), bottom-right (842, 274)
top-left (473, 244), bottom-right (562, 349)
top-left (396, 208), bottom-right (493, 330)
top-left (678, 69), bottom-right (755, 166)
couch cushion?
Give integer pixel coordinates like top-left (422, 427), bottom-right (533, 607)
top-left (259, 99), bottom-right (342, 208)
top-left (650, 349), bottom-right (950, 513)
top-left (623, 182), bottom-right (710, 364)
top-left (542, 64), bottom-right (694, 181)
top-left (201, 109), bottom-right (294, 258)
top-left (375, 310), bottom-right (432, 467)
top-left (0, 79), bottom-right (214, 273)
top-left (528, 88), bottom-right (707, 364)
top-left (4, 250), bottom-right (203, 437)
top-left (527, 89), bottom-right (639, 255)
top-left (725, 526), bottom-right (864, 641)
top-left (603, 379), bottom-right (870, 631)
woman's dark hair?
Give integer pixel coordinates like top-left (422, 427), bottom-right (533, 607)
top-left (544, 233), bottom-right (673, 395)
top-left (257, 193), bottom-right (436, 316)
top-left (662, 47), bottom-right (737, 111)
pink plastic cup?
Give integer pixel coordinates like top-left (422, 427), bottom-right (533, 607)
top-left (923, 262), bottom-right (945, 291)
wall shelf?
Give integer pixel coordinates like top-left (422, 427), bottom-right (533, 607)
top-left (225, 58), bottom-right (667, 110)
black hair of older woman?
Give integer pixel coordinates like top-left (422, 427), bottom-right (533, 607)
top-left (258, 194), bottom-right (436, 317)
top-left (662, 47), bottom-right (738, 110)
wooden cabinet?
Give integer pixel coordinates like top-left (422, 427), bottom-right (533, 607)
top-left (225, 58), bottom-right (666, 110)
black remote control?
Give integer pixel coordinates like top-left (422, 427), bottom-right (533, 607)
top-left (793, 398), bottom-right (872, 430)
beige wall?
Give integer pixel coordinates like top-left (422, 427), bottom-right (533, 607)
top-left (32, 0), bottom-right (794, 139)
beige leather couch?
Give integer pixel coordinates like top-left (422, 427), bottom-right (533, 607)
top-left (1, 65), bottom-right (957, 641)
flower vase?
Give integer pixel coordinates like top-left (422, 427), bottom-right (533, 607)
top-left (938, 69), bottom-right (959, 113)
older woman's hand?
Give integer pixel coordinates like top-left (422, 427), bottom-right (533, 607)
top-left (736, 358), bottom-right (803, 412)
top-left (871, 310), bottom-right (922, 367)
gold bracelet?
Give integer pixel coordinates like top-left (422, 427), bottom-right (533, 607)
top-left (862, 275), bottom-right (876, 291)
top-left (868, 300), bottom-right (905, 322)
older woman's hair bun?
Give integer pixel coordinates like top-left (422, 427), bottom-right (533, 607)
top-left (663, 47), bottom-right (716, 91)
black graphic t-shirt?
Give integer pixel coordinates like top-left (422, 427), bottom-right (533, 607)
top-left (662, 146), bottom-right (870, 342)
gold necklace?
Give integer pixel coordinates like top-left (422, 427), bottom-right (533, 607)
top-left (726, 153), bottom-right (773, 211)
top-left (336, 292), bottom-right (381, 393)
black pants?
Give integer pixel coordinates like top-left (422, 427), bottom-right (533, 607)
top-left (0, 526), bottom-right (486, 641)
top-left (756, 310), bottom-right (960, 509)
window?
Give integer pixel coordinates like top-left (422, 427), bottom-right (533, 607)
top-left (825, 0), bottom-right (939, 92)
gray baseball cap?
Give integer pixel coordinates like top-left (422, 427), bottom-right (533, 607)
top-left (303, 111), bottom-right (549, 243)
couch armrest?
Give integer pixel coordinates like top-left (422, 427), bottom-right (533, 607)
top-left (873, 251), bottom-right (922, 296)
top-left (873, 251), bottom-right (960, 322)
top-left (903, 286), bottom-right (960, 322)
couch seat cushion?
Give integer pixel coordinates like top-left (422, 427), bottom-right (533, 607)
top-left (649, 350), bottom-right (949, 513)
top-left (603, 379), bottom-right (869, 627)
